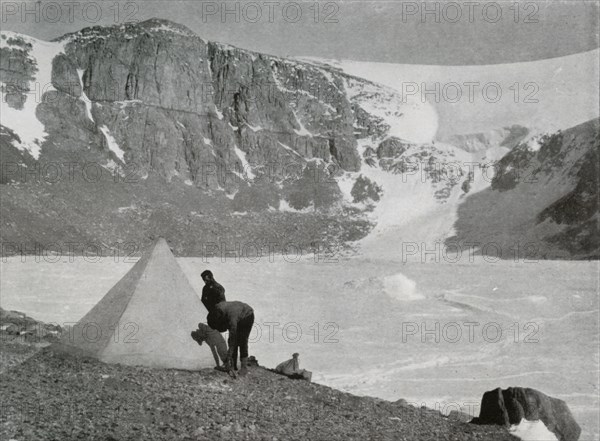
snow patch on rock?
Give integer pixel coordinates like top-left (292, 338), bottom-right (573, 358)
top-left (336, 172), bottom-right (357, 205)
top-left (279, 199), bottom-right (313, 213)
top-left (0, 32), bottom-right (66, 159)
top-left (344, 77), bottom-right (438, 144)
top-left (234, 145), bottom-right (255, 180)
top-left (278, 142), bottom-right (303, 159)
top-left (245, 123), bottom-right (262, 132)
top-left (76, 69), bottom-right (94, 122)
top-left (99, 125), bottom-right (125, 162)
top-left (524, 135), bottom-right (544, 152)
top-left (292, 111), bottom-right (313, 137)
top-left (102, 160), bottom-right (123, 176)
top-left (509, 419), bottom-right (558, 441)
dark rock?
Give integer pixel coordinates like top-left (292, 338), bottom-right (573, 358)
top-left (394, 398), bottom-right (409, 407)
top-left (377, 137), bottom-right (411, 159)
top-left (232, 181), bottom-right (280, 212)
top-left (351, 175), bottom-right (382, 203)
top-left (51, 54), bottom-right (81, 96)
top-left (472, 387), bottom-right (581, 441)
top-left (539, 145), bottom-right (599, 225)
top-left (0, 38), bottom-right (37, 110)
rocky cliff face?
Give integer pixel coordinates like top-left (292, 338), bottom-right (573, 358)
top-left (64, 20), bottom-right (362, 185)
top-left (1, 20), bottom-right (597, 258)
top-left (3, 19), bottom-right (380, 186)
top-left (2, 19), bottom-right (430, 254)
top-left (448, 118), bottom-right (599, 259)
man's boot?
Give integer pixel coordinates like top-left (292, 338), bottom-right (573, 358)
top-left (226, 359), bottom-right (237, 379)
top-left (217, 357), bottom-right (236, 378)
top-left (239, 357), bottom-right (248, 376)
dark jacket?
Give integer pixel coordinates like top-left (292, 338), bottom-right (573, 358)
top-left (201, 281), bottom-right (226, 312)
top-left (207, 301), bottom-right (253, 333)
top-left (207, 301), bottom-right (254, 361)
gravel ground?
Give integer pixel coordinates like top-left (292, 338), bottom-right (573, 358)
top-left (0, 345), bottom-right (517, 441)
top-left (0, 341), bottom-right (46, 375)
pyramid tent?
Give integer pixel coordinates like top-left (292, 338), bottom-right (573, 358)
top-left (57, 238), bottom-right (214, 370)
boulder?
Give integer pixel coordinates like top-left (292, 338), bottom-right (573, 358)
top-left (471, 387), bottom-right (581, 441)
top-left (376, 137), bottom-right (412, 159)
top-left (447, 410), bottom-right (472, 423)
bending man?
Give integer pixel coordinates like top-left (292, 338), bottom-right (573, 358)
top-left (207, 301), bottom-right (255, 377)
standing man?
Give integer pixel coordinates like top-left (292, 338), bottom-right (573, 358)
top-left (201, 270), bottom-right (226, 312)
top-left (207, 301), bottom-right (255, 377)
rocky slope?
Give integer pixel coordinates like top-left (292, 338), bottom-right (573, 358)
top-left (447, 118), bottom-right (599, 259)
top-left (440, 126), bottom-right (531, 154)
top-left (0, 343), bottom-right (518, 441)
top-left (0, 307), bottom-right (62, 340)
top-left (0, 307), bottom-right (62, 373)
top-left (0, 19), bottom-right (439, 255)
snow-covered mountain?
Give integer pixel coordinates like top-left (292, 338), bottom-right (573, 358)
top-left (0, 19), bottom-right (443, 254)
top-left (0, 20), bottom-right (438, 185)
top-left (448, 118), bottom-right (599, 259)
top-left (1, 19), bottom-right (597, 259)
top-left (304, 53), bottom-right (599, 260)
top-left (440, 125), bottom-right (530, 153)
top-left (301, 51), bottom-right (600, 139)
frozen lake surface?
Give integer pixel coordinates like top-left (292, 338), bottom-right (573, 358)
top-left (1, 255), bottom-right (598, 439)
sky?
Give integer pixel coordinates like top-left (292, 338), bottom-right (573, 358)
top-left (0, 0), bottom-right (598, 64)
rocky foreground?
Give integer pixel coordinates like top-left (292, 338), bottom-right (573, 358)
top-left (0, 344), bottom-right (518, 441)
top-left (0, 308), bottom-right (62, 374)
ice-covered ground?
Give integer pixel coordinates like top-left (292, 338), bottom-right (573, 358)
top-left (1, 255), bottom-right (598, 439)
